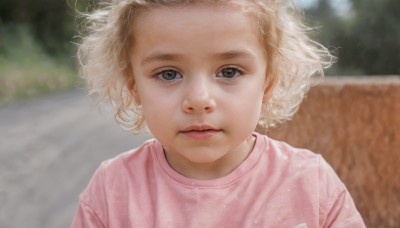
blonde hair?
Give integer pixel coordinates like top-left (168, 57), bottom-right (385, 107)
top-left (77, 0), bottom-right (334, 133)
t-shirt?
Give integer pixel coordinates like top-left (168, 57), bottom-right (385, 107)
top-left (71, 132), bottom-right (365, 227)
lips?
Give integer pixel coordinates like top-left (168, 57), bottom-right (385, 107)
top-left (181, 125), bottom-right (218, 131)
top-left (180, 125), bottom-right (221, 140)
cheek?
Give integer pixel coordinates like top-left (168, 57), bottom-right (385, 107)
top-left (140, 92), bottom-right (180, 128)
top-left (141, 100), bottom-right (165, 135)
top-left (223, 87), bottom-right (264, 122)
top-left (141, 96), bottom-right (165, 118)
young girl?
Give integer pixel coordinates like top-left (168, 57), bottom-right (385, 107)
top-left (72, 0), bottom-right (365, 227)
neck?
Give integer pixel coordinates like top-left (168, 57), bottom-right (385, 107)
top-left (164, 135), bottom-right (256, 180)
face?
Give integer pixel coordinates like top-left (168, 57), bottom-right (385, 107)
top-left (130, 4), bottom-right (272, 179)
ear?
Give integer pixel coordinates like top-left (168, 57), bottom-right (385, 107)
top-left (128, 80), bottom-right (142, 105)
top-left (262, 78), bottom-right (275, 104)
top-left (132, 86), bottom-right (142, 105)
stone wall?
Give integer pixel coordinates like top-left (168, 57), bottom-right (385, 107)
top-left (266, 76), bottom-right (400, 227)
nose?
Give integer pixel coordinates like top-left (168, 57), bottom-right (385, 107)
top-left (182, 79), bottom-right (216, 114)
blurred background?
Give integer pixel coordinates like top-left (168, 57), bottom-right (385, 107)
top-left (0, 0), bottom-right (399, 227)
top-left (0, 0), bottom-right (399, 105)
top-left (0, 0), bottom-right (88, 106)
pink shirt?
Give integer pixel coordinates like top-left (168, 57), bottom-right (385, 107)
top-left (72, 132), bottom-right (365, 227)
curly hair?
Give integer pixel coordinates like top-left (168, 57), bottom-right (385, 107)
top-left (77, 0), bottom-right (334, 133)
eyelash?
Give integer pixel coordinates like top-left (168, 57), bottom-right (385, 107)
top-left (154, 66), bottom-right (245, 82)
top-left (155, 69), bottom-right (182, 81)
top-left (216, 66), bottom-right (244, 79)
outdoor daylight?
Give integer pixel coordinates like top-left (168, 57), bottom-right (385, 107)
top-left (0, 0), bottom-right (399, 227)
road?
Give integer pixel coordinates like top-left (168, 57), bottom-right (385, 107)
top-left (0, 89), bottom-right (151, 228)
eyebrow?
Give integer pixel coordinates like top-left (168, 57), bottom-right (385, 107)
top-left (215, 50), bottom-right (256, 60)
top-left (141, 50), bottom-right (256, 65)
top-left (142, 53), bottom-right (183, 65)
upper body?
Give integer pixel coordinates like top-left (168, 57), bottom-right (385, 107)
top-left (75, 1), bottom-right (365, 227)
top-left (72, 133), bottom-right (365, 228)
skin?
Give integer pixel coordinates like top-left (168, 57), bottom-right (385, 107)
top-left (130, 4), bottom-right (273, 180)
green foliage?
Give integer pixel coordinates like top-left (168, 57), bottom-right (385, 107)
top-left (0, 25), bottom-right (80, 106)
top-left (0, 0), bottom-right (90, 56)
top-left (305, 0), bottom-right (400, 75)
top-left (0, 0), bottom-right (398, 104)
top-left (0, 0), bottom-right (92, 104)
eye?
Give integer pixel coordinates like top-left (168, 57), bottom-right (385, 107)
top-left (217, 67), bottom-right (242, 79)
top-left (156, 70), bottom-right (182, 81)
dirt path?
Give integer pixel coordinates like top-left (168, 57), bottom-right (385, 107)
top-left (0, 89), bottom-right (150, 228)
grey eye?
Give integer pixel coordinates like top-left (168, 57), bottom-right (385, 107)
top-left (219, 68), bottom-right (240, 78)
top-left (160, 70), bottom-right (180, 80)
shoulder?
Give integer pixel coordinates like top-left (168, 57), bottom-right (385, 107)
top-left (79, 138), bottom-right (159, 207)
top-left (104, 138), bottom-right (157, 165)
top-left (82, 137), bottom-right (158, 181)
top-left (261, 134), bottom-right (344, 190)
top-left (257, 134), bottom-right (345, 206)
top-left (260, 134), bottom-right (323, 169)
top-left (85, 138), bottom-right (163, 195)
top-left (74, 139), bottom-right (161, 226)
top-left (99, 138), bottom-right (158, 175)
top-left (259, 134), bottom-right (365, 226)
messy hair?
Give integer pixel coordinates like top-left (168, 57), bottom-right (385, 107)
top-left (77, 0), bottom-right (334, 133)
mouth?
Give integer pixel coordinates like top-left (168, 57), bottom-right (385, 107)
top-left (181, 125), bottom-right (219, 131)
top-left (179, 125), bottom-right (221, 140)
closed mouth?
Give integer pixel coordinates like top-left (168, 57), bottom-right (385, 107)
top-left (179, 125), bottom-right (222, 139)
top-left (180, 125), bottom-right (220, 132)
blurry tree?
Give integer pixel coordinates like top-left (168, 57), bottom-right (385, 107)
top-left (0, 0), bottom-right (398, 75)
top-left (341, 0), bottom-right (400, 75)
top-left (0, 0), bottom-right (89, 57)
top-left (305, 0), bottom-right (400, 75)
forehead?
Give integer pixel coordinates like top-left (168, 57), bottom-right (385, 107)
top-left (140, 3), bottom-right (250, 20)
top-left (131, 4), bottom-right (264, 60)
top-left (134, 3), bottom-right (258, 33)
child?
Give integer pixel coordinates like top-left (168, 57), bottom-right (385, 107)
top-left (72, 0), bottom-right (365, 227)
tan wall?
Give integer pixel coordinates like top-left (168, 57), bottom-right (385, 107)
top-left (266, 76), bottom-right (400, 227)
